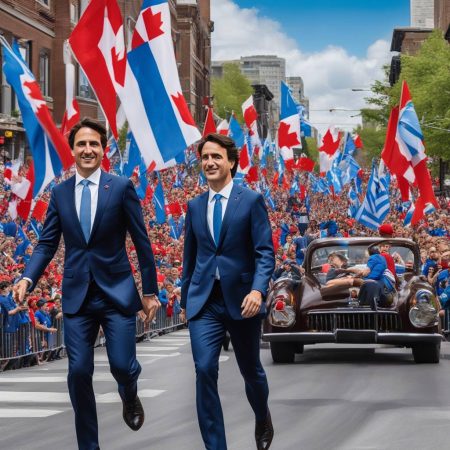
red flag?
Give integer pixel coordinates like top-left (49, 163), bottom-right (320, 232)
top-left (69, 0), bottom-right (125, 138)
top-left (245, 166), bottom-right (259, 183)
top-left (381, 106), bottom-right (413, 189)
top-left (353, 134), bottom-right (363, 149)
top-left (202, 106), bottom-right (217, 137)
top-left (239, 143), bottom-right (250, 172)
top-left (32, 199), bottom-right (49, 222)
top-left (296, 157), bottom-right (315, 172)
top-left (17, 163), bottom-right (35, 221)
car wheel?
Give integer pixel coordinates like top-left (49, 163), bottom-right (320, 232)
top-left (296, 343), bottom-right (304, 354)
top-left (270, 342), bottom-right (296, 363)
top-left (412, 343), bottom-right (441, 364)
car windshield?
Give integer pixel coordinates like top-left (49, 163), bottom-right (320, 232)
top-left (310, 244), bottom-right (415, 285)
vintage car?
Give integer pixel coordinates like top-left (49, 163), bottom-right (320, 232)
top-left (262, 237), bottom-right (443, 364)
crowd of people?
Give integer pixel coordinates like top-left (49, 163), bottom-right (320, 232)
top-left (0, 148), bottom-right (449, 358)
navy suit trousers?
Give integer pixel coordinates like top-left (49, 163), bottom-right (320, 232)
top-left (188, 282), bottom-right (269, 450)
top-left (63, 282), bottom-right (141, 450)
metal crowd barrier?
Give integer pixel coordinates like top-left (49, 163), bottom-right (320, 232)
top-left (442, 309), bottom-right (450, 337)
top-left (0, 307), bottom-right (185, 372)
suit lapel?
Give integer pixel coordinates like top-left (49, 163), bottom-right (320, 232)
top-left (64, 176), bottom-right (85, 243)
top-left (89, 171), bottom-right (113, 243)
top-left (218, 184), bottom-right (243, 247)
top-left (199, 191), bottom-right (216, 247)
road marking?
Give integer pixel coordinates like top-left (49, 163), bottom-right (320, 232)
top-left (0, 408), bottom-right (63, 418)
top-left (137, 352), bottom-right (181, 358)
top-left (219, 356), bottom-right (229, 362)
top-left (96, 389), bottom-right (165, 403)
top-left (0, 374), bottom-right (150, 383)
top-left (0, 389), bottom-right (165, 404)
top-left (136, 346), bottom-right (181, 352)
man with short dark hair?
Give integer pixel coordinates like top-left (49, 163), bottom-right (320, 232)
top-left (14, 118), bottom-right (160, 450)
top-left (181, 133), bottom-right (275, 450)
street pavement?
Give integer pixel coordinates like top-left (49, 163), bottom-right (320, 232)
top-left (2, 329), bottom-right (450, 449)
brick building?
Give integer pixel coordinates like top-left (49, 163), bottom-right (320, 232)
top-left (0, 0), bottom-right (211, 160)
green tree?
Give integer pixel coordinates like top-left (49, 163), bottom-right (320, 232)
top-left (363, 30), bottom-right (450, 161)
top-left (211, 63), bottom-right (253, 123)
top-left (353, 124), bottom-right (386, 166)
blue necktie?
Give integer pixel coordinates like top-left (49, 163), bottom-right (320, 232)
top-left (80, 179), bottom-right (91, 242)
top-left (213, 193), bottom-right (223, 246)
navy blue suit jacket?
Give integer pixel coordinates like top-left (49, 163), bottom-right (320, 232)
top-left (23, 171), bottom-right (158, 315)
top-left (181, 184), bottom-right (275, 321)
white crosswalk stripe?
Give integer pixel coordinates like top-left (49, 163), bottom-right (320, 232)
top-left (0, 334), bottom-right (188, 418)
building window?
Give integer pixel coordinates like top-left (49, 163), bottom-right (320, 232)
top-left (37, 0), bottom-right (50, 7)
top-left (78, 68), bottom-right (95, 99)
top-left (39, 50), bottom-right (50, 97)
top-left (70, 2), bottom-right (79, 24)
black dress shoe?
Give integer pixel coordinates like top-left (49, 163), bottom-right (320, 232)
top-left (122, 395), bottom-right (145, 431)
top-left (255, 410), bottom-right (274, 450)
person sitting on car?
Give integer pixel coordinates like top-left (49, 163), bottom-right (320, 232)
top-left (273, 259), bottom-right (302, 280)
top-left (355, 247), bottom-right (396, 308)
top-left (324, 252), bottom-right (363, 288)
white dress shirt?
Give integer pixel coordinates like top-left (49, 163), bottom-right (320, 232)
top-left (75, 168), bottom-right (101, 233)
top-left (207, 180), bottom-right (233, 280)
top-left (207, 180), bottom-right (233, 240)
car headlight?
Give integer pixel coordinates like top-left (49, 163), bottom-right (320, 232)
top-left (409, 289), bottom-right (438, 328)
top-left (268, 290), bottom-right (296, 328)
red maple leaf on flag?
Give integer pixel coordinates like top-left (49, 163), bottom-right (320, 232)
top-left (319, 129), bottom-right (340, 156)
top-left (171, 92), bottom-right (197, 126)
top-left (23, 80), bottom-right (46, 111)
top-left (143, 8), bottom-right (164, 41)
top-left (243, 106), bottom-right (258, 128)
top-left (278, 122), bottom-right (300, 149)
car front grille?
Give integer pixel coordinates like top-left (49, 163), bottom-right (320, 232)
top-left (307, 310), bottom-right (402, 332)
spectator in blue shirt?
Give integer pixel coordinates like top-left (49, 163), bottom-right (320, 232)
top-left (0, 280), bottom-right (28, 333)
top-left (34, 299), bottom-right (57, 351)
top-left (422, 247), bottom-right (440, 276)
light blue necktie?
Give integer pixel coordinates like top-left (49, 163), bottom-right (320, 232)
top-left (80, 179), bottom-right (91, 242)
top-left (213, 193), bottom-right (223, 246)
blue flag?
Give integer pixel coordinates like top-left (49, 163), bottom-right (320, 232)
top-left (152, 174), bottom-right (166, 224)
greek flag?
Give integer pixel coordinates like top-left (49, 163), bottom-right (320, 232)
top-left (355, 160), bottom-right (390, 230)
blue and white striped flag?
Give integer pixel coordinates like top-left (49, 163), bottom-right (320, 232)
top-left (355, 160), bottom-right (390, 230)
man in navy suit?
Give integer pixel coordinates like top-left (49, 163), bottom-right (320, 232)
top-left (181, 133), bottom-right (275, 450)
top-left (14, 118), bottom-right (160, 450)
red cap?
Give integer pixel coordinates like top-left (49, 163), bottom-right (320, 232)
top-left (378, 223), bottom-right (394, 237)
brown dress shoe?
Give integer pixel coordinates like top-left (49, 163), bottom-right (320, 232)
top-left (122, 395), bottom-right (145, 431)
top-left (255, 410), bottom-right (274, 450)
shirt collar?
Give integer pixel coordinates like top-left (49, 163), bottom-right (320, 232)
top-left (209, 180), bottom-right (233, 203)
top-left (75, 168), bottom-right (102, 186)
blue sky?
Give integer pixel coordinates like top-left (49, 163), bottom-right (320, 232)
top-left (233, 0), bottom-right (410, 57)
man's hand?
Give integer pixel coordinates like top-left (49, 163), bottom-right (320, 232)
top-left (241, 290), bottom-right (262, 318)
top-left (141, 294), bottom-right (161, 323)
top-left (13, 279), bottom-right (30, 303)
top-left (179, 308), bottom-right (186, 324)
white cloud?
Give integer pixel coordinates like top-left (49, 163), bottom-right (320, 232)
top-left (211, 0), bottom-right (393, 136)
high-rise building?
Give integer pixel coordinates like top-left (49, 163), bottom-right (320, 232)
top-left (286, 76), bottom-right (309, 118)
top-left (411, 0), bottom-right (435, 28)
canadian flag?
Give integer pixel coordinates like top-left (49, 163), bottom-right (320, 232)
top-left (69, 0), bottom-right (126, 138)
top-left (216, 118), bottom-right (229, 136)
top-left (319, 127), bottom-right (341, 174)
top-left (242, 95), bottom-right (260, 149)
top-left (60, 41), bottom-right (80, 138)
